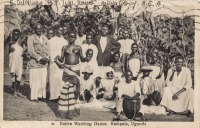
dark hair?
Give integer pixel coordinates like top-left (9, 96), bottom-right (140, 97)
top-left (34, 23), bottom-right (42, 30)
top-left (12, 29), bottom-right (21, 35)
top-left (86, 48), bottom-right (93, 53)
top-left (47, 27), bottom-right (54, 33)
top-left (131, 43), bottom-right (138, 47)
top-left (175, 56), bottom-right (184, 61)
top-left (86, 34), bottom-right (94, 39)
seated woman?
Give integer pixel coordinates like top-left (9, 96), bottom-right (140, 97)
top-left (56, 32), bottom-right (85, 119)
top-left (110, 52), bottom-right (124, 79)
top-left (140, 64), bottom-right (162, 106)
top-left (79, 66), bottom-right (96, 103)
top-left (149, 52), bottom-right (165, 97)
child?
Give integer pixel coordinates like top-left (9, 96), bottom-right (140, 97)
top-left (79, 66), bottom-right (96, 103)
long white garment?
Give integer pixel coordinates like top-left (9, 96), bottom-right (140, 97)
top-left (75, 35), bottom-right (86, 46)
top-left (129, 58), bottom-right (141, 78)
top-left (9, 43), bottom-right (23, 82)
top-left (81, 43), bottom-right (98, 61)
top-left (118, 39), bottom-right (134, 54)
top-left (160, 67), bottom-right (194, 113)
top-left (30, 68), bottom-right (47, 100)
top-left (49, 36), bottom-right (68, 100)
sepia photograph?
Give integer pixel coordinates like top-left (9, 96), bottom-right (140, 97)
top-left (1, 0), bottom-right (199, 127)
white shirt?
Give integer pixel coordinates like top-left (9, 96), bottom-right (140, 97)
top-left (118, 39), bottom-right (134, 54)
top-left (118, 78), bottom-right (141, 98)
top-left (100, 36), bottom-right (107, 52)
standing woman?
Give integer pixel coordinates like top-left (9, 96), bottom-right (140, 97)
top-left (56, 32), bottom-right (85, 119)
top-left (27, 23), bottom-right (50, 102)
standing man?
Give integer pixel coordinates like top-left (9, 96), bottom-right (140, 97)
top-left (27, 23), bottom-right (50, 102)
top-left (48, 26), bottom-right (68, 101)
top-left (95, 25), bottom-right (120, 74)
top-left (160, 56), bottom-right (194, 116)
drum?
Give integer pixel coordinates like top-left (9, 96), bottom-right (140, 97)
top-left (123, 97), bottom-right (141, 119)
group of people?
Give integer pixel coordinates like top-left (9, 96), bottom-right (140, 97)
top-left (8, 21), bottom-right (194, 120)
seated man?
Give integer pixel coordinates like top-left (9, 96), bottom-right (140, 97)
top-left (79, 66), bottom-right (96, 103)
top-left (140, 65), bottom-right (162, 106)
top-left (160, 56), bottom-right (194, 116)
top-left (95, 67), bottom-right (118, 101)
top-left (116, 70), bottom-right (145, 120)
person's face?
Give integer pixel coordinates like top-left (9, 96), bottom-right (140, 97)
top-left (101, 27), bottom-right (109, 36)
top-left (68, 33), bottom-right (76, 44)
top-left (131, 44), bottom-right (138, 53)
top-left (35, 25), bottom-right (42, 36)
top-left (84, 73), bottom-right (91, 80)
top-left (85, 50), bottom-right (93, 62)
top-left (47, 30), bottom-right (54, 40)
top-left (57, 27), bottom-right (64, 36)
top-left (153, 53), bottom-right (158, 62)
top-left (12, 31), bottom-right (20, 41)
top-left (123, 31), bottom-right (129, 39)
top-left (175, 58), bottom-right (184, 71)
top-left (86, 35), bottom-right (93, 44)
top-left (78, 29), bottom-right (84, 36)
top-left (113, 53), bottom-right (120, 62)
top-left (125, 71), bottom-right (133, 83)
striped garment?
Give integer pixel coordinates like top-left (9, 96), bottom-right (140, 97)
top-left (57, 82), bottom-right (80, 119)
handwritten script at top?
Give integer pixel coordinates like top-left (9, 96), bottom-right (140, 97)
top-left (10, 0), bottom-right (162, 8)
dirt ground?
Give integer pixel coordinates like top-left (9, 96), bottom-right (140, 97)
top-left (3, 74), bottom-right (194, 121)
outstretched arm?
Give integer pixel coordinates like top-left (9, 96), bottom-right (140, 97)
top-left (78, 46), bottom-right (85, 62)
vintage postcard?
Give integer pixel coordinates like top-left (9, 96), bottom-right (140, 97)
top-left (0, 0), bottom-right (200, 127)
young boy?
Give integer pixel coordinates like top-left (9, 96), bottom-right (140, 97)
top-left (9, 29), bottom-right (25, 98)
top-left (79, 66), bottom-right (96, 103)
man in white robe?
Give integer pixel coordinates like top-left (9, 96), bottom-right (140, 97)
top-left (48, 26), bottom-right (68, 100)
top-left (160, 56), bottom-right (194, 116)
top-left (27, 23), bottom-right (50, 102)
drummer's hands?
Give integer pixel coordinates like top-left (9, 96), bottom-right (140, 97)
top-left (172, 93), bottom-right (179, 100)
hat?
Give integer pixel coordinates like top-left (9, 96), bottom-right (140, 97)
top-left (82, 65), bottom-right (93, 74)
top-left (140, 64), bottom-right (153, 72)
